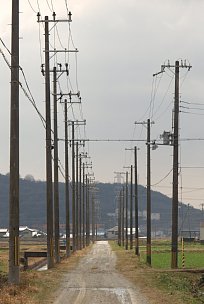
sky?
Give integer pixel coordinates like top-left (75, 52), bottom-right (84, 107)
top-left (1, 0), bottom-right (204, 210)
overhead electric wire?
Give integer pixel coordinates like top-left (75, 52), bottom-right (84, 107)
top-left (181, 100), bottom-right (204, 106)
top-left (0, 38), bottom-right (69, 179)
top-left (46, 0), bottom-right (53, 12)
top-left (151, 168), bottom-right (173, 187)
top-left (180, 110), bottom-right (204, 116)
top-left (27, 0), bottom-right (38, 13)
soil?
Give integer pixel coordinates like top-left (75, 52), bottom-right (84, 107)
top-left (53, 240), bottom-right (148, 304)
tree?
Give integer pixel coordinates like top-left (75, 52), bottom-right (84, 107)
top-left (24, 174), bottom-right (35, 182)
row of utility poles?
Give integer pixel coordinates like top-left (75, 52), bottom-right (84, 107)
top-left (9, 2), bottom-right (97, 284)
top-left (117, 60), bottom-right (192, 269)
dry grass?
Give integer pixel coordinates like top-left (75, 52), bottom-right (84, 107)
top-left (0, 240), bottom-right (92, 304)
top-left (110, 241), bottom-right (204, 304)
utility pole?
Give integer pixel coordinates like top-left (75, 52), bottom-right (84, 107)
top-left (91, 193), bottom-right (95, 243)
top-left (125, 171), bottom-right (129, 250)
top-left (37, 10), bottom-right (73, 266)
top-left (9, 0), bottom-right (20, 284)
top-left (135, 120), bottom-right (152, 265)
top-left (71, 122), bottom-right (76, 252)
top-left (79, 154), bottom-right (82, 249)
top-left (171, 60), bottom-right (179, 269)
top-left (134, 146), bottom-right (139, 256)
top-left (64, 99), bottom-right (70, 257)
top-left (114, 171), bottom-right (125, 245)
top-left (76, 141), bottom-right (79, 249)
top-left (53, 66), bottom-right (60, 263)
top-left (86, 175), bottom-right (90, 246)
top-left (45, 16), bottom-right (54, 269)
top-left (122, 186), bottom-right (125, 247)
top-left (146, 118), bottom-right (151, 266)
top-left (118, 190), bottom-right (122, 246)
top-left (82, 162), bottom-right (86, 248)
top-left (153, 60), bottom-right (192, 268)
top-left (124, 165), bottom-right (133, 250)
top-left (69, 120), bottom-right (86, 251)
top-left (130, 165), bottom-right (133, 249)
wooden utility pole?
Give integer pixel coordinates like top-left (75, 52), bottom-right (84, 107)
top-left (64, 99), bottom-right (70, 257)
top-left (9, 0), bottom-right (20, 284)
top-left (146, 118), bottom-right (151, 266)
top-left (125, 172), bottom-right (128, 250)
top-left (53, 66), bottom-right (60, 263)
top-left (134, 146), bottom-right (139, 256)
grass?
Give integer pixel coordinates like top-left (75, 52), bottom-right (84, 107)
top-left (110, 240), bottom-right (204, 304)
top-left (0, 239), bottom-right (92, 304)
top-left (138, 240), bottom-right (204, 269)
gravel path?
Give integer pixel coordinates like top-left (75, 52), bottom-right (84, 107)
top-left (53, 240), bottom-right (148, 304)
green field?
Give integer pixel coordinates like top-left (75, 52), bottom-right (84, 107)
top-left (138, 241), bottom-right (204, 269)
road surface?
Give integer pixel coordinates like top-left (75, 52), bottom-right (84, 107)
top-left (53, 240), bottom-right (148, 304)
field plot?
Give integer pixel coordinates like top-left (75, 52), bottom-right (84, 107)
top-left (0, 239), bottom-right (48, 273)
top-left (110, 240), bottom-right (204, 304)
top-left (139, 240), bottom-right (204, 269)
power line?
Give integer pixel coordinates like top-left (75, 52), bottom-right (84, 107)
top-left (151, 168), bottom-right (173, 187)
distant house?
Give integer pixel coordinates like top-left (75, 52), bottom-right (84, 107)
top-left (2, 226), bottom-right (44, 238)
top-left (105, 226), bottom-right (141, 239)
top-left (106, 226), bottom-right (118, 239)
top-left (0, 228), bottom-right (8, 238)
top-left (19, 226), bottom-right (36, 238)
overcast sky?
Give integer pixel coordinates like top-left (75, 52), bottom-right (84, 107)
top-left (1, 0), bottom-right (204, 210)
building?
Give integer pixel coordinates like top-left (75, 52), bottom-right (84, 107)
top-left (0, 228), bottom-right (8, 238)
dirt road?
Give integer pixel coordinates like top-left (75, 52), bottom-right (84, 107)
top-left (53, 241), bottom-right (148, 304)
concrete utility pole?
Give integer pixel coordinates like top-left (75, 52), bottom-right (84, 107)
top-left (118, 190), bottom-right (122, 246)
top-left (171, 60), bottom-right (180, 269)
top-left (91, 193), bottom-right (95, 243)
top-left (122, 186), bottom-right (125, 247)
top-left (130, 165), bottom-right (133, 249)
top-left (9, 0), bottom-right (20, 284)
top-left (64, 99), bottom-right (70, 257)
top-left (134, 146), bottom-right (139, 256)
top-left (79, 155), bottom-right (82, 249)
top-left (44, 16), bottom-right (54, 269)
top-left (125, 172), bottom-right (129, 250)
top-left (71, 122), bottom-right (76, 252)
top-left (124, 164), bottom-right (134, 250)
top-left (76, 141), bottom-right (79, 249)
top-left (153, 60), bottom-right (191, 268)
top-left (37, 10), bottom-right (73, 266)
top-left (53, 66), bottom-right (60, 263)
top-left (86, 175), bottom-right (90, 246)
top-left (135, 120), bottom-right (152, 265)
top-left (82, 163), bottom-right (85, 247)
top-left (146, 118), bottom-right (151, 266)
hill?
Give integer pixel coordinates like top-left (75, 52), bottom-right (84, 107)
top-left (0, 174), bottom-right (202, 234)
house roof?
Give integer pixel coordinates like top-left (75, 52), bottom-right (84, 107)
top-left (0, 229), bottom-right (8, 233)
top-left (19, 226), bottom-right (36, 232)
